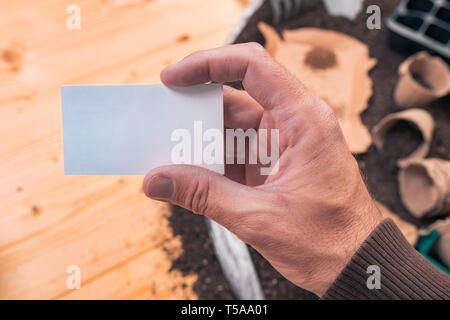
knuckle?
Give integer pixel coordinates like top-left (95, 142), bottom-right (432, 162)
top-left (321, 105), bottom-right (344, 139)
top-left (245, 42), bottom-right (267, 57)
top-left (320, 100), bottom-right (340, 127)
top-left (186, 176), bottom-right (211, 215)
top-left (299, 95), bottom-right (343, 138)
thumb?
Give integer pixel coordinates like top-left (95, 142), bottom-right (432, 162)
top-left (142, 165), bottom-right (271, 230)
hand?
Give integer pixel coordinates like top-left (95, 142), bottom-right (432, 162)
top-left (143, 43), bottom-right (382, 297)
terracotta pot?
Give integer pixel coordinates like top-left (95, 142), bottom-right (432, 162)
top-left (372, 108), bottom-right (435, 167)
top-left (399, 159), bottom-right (450, 218)
top-left (394, 51), bottom-right (450, 108)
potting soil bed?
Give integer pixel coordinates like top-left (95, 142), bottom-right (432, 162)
top-left (168, 0), bottom-right (450, 300)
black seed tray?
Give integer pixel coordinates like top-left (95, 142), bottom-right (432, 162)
top-left (386, 0), bottom-right (450, 60)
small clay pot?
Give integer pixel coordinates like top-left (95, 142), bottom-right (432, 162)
top-left (399, 159), bottom-right (450, 218)
top-left (394, 51), bottom-right (450, 108)
top-left (372, 108), bottom-right (435, 167)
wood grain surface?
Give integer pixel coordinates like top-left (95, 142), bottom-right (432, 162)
top-left (0, 0), bottom-right (245, 299)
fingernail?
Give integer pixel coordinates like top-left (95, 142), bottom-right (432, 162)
top-left (145, 176), bottom-right (174, 201)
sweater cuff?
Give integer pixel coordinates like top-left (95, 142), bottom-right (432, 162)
top-left (322, 219), bottom-right (450, 300)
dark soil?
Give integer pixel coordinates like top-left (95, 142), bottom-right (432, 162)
top-left (305, 47), bottom-right (337, 70)
top-left (169, 206), bottom-right (234, 300)
top-left (169, 205), bottom-right (318, 300)
top-left (383, 120), bottom-right (424, 160)
top-left (168, 0), bottom-right (450, 300)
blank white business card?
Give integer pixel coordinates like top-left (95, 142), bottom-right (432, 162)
top-left (61, 84), bottom-right (224, 175)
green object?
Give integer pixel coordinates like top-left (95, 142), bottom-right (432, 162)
top-left (416, 229), bottom-right (450, 275)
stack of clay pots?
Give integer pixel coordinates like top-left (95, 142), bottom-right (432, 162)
top-left (372, 51), bottom-right (450, 272)
top-left (373, 51), bottom-right (450, 220)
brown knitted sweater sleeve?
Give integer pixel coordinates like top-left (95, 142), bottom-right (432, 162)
top-left (322, 219), bottom-right (450, 300)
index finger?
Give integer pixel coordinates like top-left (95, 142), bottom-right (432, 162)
top-left (160, 43), bottom-right (307, 110)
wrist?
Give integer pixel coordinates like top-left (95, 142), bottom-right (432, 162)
top-left (306, 184), bottom-right (382, 297)
top-left (318, 194), bottom-right (382, 296)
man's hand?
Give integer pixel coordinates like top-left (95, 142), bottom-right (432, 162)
top-left (143, 43), bottom-right (382, 297)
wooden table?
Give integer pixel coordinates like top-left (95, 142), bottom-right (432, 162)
top-left (0, 0), bottom-right (245, 299)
